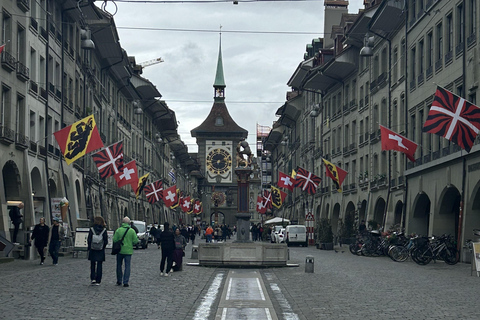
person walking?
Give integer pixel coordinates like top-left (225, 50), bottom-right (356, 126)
top-left (9, 202), bottom-right (24, 244)
top-left (159, 222), bottom-right (175, 276)
top-left (205, 225), bottom-right (213, 243)
top-left (31, 217), bottom-right (49, 265)
top-left (48, 217), bottom-right (64, 265)
top-left (87, 216), bottom-right (108, 285)
top-left (113, 217), bottom-right (138, 287)
top-left (172, 228), bottom-right (187, 272)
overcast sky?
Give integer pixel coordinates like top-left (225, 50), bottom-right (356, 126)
top-left (105, 0), bottom-right (363, 152)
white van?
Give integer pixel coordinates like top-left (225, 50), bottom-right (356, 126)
top-left (285, 225), bottom-right (308, 247)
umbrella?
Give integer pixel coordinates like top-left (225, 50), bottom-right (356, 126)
top-left (264, 217), bottom-right (290, 225)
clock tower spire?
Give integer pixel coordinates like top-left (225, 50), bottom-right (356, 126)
top-left (214, 28), bottom-right (226, 101)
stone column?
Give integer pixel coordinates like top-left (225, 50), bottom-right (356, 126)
top-left (234, 167), bottom-right (252, 243)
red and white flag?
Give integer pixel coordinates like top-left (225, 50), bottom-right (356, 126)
top-left (114, 160), bottom-right (138, 189)
top-left (92, 141), bottom-right (124, 179)
top-left (262, 190), bottom-right (272, 210)
top-left (0, 44), bottom-right (5, 54)
top-left (423, 86), bottom-right (480, 152)
top-left (380, 125), bottom-right (418, 162)
top-left (294, 167), bottom-right (321, 195)
top-left (256, 196), bottom-right (266, 214)
top-left (163, 185), bottom-right (178, 207)
top-left (144, 180), bottom-right (163, 204)
top-left (278, 171), bottom-right (295, 191)
top-left (181, 196), bottom-right (191, 213)
top-left (193, 200), bottom-right (203, 215)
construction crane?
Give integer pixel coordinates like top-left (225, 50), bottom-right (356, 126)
top-left (139, 57), bottom-right (164, 68)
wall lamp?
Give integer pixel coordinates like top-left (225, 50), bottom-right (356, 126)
top-left (80, 28), bottom-right (95, 50)
top-left (360, 33), bottom-right (375, 57)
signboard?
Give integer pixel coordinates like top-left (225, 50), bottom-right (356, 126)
top-left (472, 243), bottom-right (480, 276)
top-left (51, 198), bottom-right (62, 221)
top-left (305, 211), bottom-right (315, 246)
top-left (106, 230), bottom-right (114, 249)
top-left (74, 227), bottom-right (90, 251)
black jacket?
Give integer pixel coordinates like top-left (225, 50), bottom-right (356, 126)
top-left (31, 224), bottom-right (50, 247)
top-left (9, 207), bottom-right (23, 225)
top-left (87, 224), bottom-right (108, 262)
top-left (159, 229), bottom-right (175, 251)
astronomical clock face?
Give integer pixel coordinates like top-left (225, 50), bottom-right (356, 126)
top-left (206, 141), bottom-right (232, 183)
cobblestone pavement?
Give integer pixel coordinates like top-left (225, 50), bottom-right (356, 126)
top-left (2, 241), bottom-right (480, 320)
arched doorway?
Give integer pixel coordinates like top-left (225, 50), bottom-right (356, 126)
top-left (342, 201), bottom-right (356, 238)
top-left (410, 192), bottom-right (431, 236)
top-left (393, 200), bottom-right (403, 229)
top-left (323, 203), bottom-right (330, 220)
top-left (358, 200), bottom-right (367, 223)
top-left (373, 197), bottom-right (386, 229)
top-left (49, 179), bottom-right (57, 198)
top-left (434, 186), bottom-right (461, 239)
top-left (3, 160), bottom-right (21, 199)
top-left (210, 211), bottom-right (225, 225)
top-left (331, 203), bottom-right (340, 235)
top-left (466, 181), bottom-right (480, 239)
top-left (31, 167), bottom-right (45, 224)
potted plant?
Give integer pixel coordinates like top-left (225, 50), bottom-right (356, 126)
top-left (316, 218), bottom-right (334, 250)
top-left (338, 212), bottom-right (356, 245)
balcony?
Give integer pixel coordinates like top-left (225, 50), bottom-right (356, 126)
top-left (55, 87), bottom-right (61, 100)
top-left (30, 17), bottom-right (38, 31)
top-left (15, 133), bottom-right (29, 150)
top-left (29, 141), bottom-right (37, 153)
top-left (456, 43), bottom-right (464, 56)
top-left (343, 104), bottom-right (349, 114)
top-left (415, 158), bottom-right (423, 166)
top-left (423, 154), bottom-right (431, 163)
top-left (17, 0), bottom-right (29, 12)
top-left (49, 82), bottom-right (55, 93)
top-left (410, 79), bottom-right (416, 91)
top-left (16, 61), bottom-right (29, 82)
top-left (364, 95), bottom-right (369, 106)
top-left (350, 142), bottom-right (357, 154)
top-left (467, 33), bottom-right (476, 46)
top-left (359, 98), bottom-right (364, 109)
top-left (39, 145), bottom-right (47, 157)
top-left (40, 27), bottom-right (48, 40)
top-left (417, 73), bottom-right (424, 86)
top-left (48, 144), bottom-right (54, 154)
top-left (445, 51), bottom-right (453, 64)
top-left (370, 79), bottom-right (377, 91)
top-left (1, 50), bottom-right (16, 72)
top-left (442, 146), bottom-right (450, 157)
top-left (0, 126), bottom-right (15, 145)
top-left (432, 150), bottom-right (440, 160)
top-left (29, 80), bottom-right (38, 94)
top-left (435, 59), bottom-right (443, 71)
top-left (398, 176), bottom-right (404, 186)
top-left (426, 65), bottom-right (433, 79)
top-left (426, 0), bottom-right (433, 8)
top-left (377, 72), bottom-right (387, 85)
top-left (40, 87), bottom-right (48, 100)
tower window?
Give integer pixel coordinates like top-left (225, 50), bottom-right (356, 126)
top-left (215, 117), bottom-right (224, 126)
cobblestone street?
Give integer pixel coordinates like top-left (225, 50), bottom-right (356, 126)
top-left (2, 241), bottom-right (480, 319)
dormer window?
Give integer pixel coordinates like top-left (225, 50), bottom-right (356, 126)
top-left (215, 117), bottom-right (224, 126)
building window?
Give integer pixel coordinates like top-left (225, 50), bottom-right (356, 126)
top-left (446, 14), bottom-right (453, 54)
top-left (400, 38), bottom-right (406, 77)
top-left (436, 22), bottom-right (443, 63)
top-left (215, 117), bottom-right (224, 126)
top-left (418, 40), bottom-right (424, 80)
top-left (393, 46), bottom-right (398, 82)
top-left (427, 31), bottom-right (433, 70)
top-left (469, 0), bottom-right (476, 38)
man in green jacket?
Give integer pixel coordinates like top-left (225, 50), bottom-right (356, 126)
top-left (113, 216), bottom-right (139, 287)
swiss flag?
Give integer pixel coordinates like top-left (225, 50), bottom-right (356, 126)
top-left (380, 125), bottom-right (418, 162)
top-left (256, 196), bottom-right (266, 214)
top-left (114, 160), bottom-right (138, 189)
top-left (181, 196), bottom-right (191, 213)
top-left (193, 200), bottom-right (203, 214)
top-left (278, 171), bottom-right (295, 191)
top-left (0, 44), bottom-right (5, 54)
top-left (163, 185), bottom-right (178, 207)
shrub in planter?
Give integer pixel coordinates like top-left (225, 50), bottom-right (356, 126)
top-left (316, 218), bottom-right (334, 249)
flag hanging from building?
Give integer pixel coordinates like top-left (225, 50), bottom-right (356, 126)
top-left (380, 125), bottom-right (418, 162)
top-left (163, 185), bottom-right (178, 207)
top-left (423, 86), bottom-right (480, 152)
top-left (262, 189), bottom-right (272, 209)
top-left (168, 169), bottom-right (176, 183)
top-left (322, 158), bottom-right (348, 192)
top-left (170, 189), bottom-right (181, 209)
top-left (294, 167), bottom-right (321, 195)
top-left (194, 200), bottom-right (203, 215)
top-left (0, 44), bottom-right (5, 54)
top-left (271, 186), bottom-right (288, 209)
top-left (187, 199), bottom-right (195, 214)
top-left (92, 141), bottom-right (124, 179)
top-left (256, 196), bottom-right (267, 214)
top-left (291, 169), bottom-right (297, 179)
top-left (144, 180), bottom-right (163, 204)
top-left (135, 172), bottom-right (149, 198)
top-left (278, 171), bottom-right (295, 191)
top-left (54, 115), bottom-right (104, 165)
top-left (181, 196), bottom-right (191, 213)
top-left (114, 160), bottom-right (138, 189)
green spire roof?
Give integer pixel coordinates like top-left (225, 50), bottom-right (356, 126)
top-left (214, 36), bottom-right (226, 88)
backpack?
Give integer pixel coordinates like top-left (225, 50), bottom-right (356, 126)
top-left (90, 227), bottom-right (106, 251)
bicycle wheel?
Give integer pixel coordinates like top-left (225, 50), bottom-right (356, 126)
top-left (349, 243), bottom-right (357, 255)
top-left (442, 247), bottom-right (458, 265)
top-left (412, 247), bottom-right (432, 265)
top-left (389, 245), bottom-right (409, 262)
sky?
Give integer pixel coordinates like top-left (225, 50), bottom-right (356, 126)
top-left (104, 0), bottom-right (364, 152)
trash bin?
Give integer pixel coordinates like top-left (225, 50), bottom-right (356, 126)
top-left (24, 227), bottom-right (35, 260)
top-left (191, 245), bottom-right (198, 259)
top-left (305, 255), bottom-right (314, 273)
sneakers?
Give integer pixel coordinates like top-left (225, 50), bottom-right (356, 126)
top-left (91, 280), bottom-right (96, 285)
top-left (123, 284), bottom-right (129, 287)
top-left (160, 272), bottom-right (164, 276)
top-left (94, 283), bottom-right (100, 286)
top-left (40, 262), bottom-right (44, 265)
top-left (53, 263), bottom-right (58, 266)
top-left (116, 282), bottom-right (122, 286)
top-left (164, 273), bottom-right (170, 277)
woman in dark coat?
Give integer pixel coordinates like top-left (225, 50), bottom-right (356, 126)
top-left (87, 216), bottom-right (108, 285)
top-left (31, 217), bottom-right (50, 265)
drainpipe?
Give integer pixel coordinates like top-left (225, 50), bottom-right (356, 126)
top-left (44, 0), bottom-right (53, 225)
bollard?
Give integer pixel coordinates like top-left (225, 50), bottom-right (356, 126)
top-left (305, 255), bottom-right (314, 273)
top-left (191, 245), bottom-right (199, 259)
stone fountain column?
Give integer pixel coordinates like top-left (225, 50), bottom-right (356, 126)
top-left (234, 167), bottom-right (253, 243)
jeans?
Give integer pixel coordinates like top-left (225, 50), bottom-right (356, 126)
top-left (90, 260), bottom-right (103, 283)
top-left (206, 234), bottom-right (212, 243)
top-left (49, 240), bottom-right (61, 264)
top-left (36, 245), bottom-right (46, 262)
top-left (116, 254), bottom-right (132, 285)
top-left (12, 223), bottom-right (20, 243)
top-left (160, 249), bottom-right (173, 273)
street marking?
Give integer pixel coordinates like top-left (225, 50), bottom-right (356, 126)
top-left (270, 283), bottom-right (300, 320)
top-left (193, 272), bottom-right (224, 320)
top-left (221, 308), bottom-right (273, 320)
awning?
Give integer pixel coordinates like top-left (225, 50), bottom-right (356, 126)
top-left (370, 0), bottom-right (406, 38)
top-left (275, 103), bottom-right (300, 128)
top-left (287, 57), bottom-right (314, 89)
top-left (322, 48), bottom-right (358, 81)
top-left (264, 217), bottom-right (290, 225)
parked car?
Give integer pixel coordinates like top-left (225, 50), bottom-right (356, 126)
top-left (285, 225), bottom-right (308, 247)
top-left (276, 228), bottom-right (286, 243)
top-left (271, 225), bottom-right (283, 243)
top-left (131, 220), bottom-right (148, 249)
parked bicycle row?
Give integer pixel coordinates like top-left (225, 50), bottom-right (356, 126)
top-left (349, 230), bottom-right (458, 266)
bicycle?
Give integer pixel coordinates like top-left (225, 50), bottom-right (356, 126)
top-left (411, 234), bottom-right (458, 265)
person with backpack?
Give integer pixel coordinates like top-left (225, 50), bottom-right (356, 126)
top-left (113, 216), bottom-right (138, 287)
top-left (87, 216), bottom-right (108, 285)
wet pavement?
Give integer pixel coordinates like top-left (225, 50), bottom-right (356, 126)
top-left (2, 239), bottom-right (480, 319)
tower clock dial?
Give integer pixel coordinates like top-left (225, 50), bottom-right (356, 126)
top-left (206, 148), bottom-right (232, 175)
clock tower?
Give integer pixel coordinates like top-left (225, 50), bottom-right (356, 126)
top-left (191, 36), bottom-right (248, 226)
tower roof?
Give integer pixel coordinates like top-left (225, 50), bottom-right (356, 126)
top-left (214, 38), bottom-right (226, 88)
